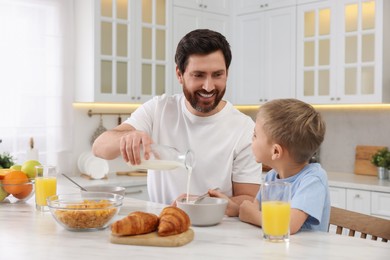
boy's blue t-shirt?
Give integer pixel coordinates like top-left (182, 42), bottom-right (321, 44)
top-left (256, 163), bottom-right (331, 232)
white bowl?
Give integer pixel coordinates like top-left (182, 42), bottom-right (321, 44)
top-left (176, 197), bottom-right (228, 226)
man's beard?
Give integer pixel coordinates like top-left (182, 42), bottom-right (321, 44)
top-left (183, 83), bottom-right (226, 113)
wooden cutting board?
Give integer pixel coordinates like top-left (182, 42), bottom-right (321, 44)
top-left (110, 229), bottom-right (194, 247)
top-left (354, 145), bottom-right (386, 176)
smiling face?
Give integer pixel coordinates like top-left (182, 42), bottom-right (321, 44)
top-left (177, 50), bottom-right (227, 116)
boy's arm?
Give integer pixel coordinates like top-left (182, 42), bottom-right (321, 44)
top-left (290, 209), bottom-right (309, 234)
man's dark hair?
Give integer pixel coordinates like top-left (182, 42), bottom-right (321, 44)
top-left (175, 29), bottom-right (232, 74)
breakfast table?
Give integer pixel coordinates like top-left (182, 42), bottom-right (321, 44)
top-left (0, 182), bottom-right (389, 260)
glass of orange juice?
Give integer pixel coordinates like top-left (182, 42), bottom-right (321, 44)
top-left (35, 165), bottom-right (57, 212)
top-left (261, 181), bottom-right (291, 242)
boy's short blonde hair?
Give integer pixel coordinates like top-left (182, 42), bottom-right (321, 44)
top-left (257, 99), bottom-right (326, 163)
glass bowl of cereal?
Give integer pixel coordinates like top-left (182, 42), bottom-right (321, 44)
top-left (47, 192), bottom-right (124, 231)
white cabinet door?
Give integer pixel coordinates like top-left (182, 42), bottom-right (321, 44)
top-left (173, 0), bottom-right (231, 15)
top-left (75, 0), bottom-right (170, 103)
top-left (329, 186), bottom-right (346, 208)
top-left (346, 189), bottom-right (371, 214)
top-left (234, 6), bottom-right (296, 104)
top-left (371, 191), bottom-right (390, 219)
top-left (235, 13), bottom-right (265, 104)
top-left (297, 0), bottom-right (389, 104)
top-left (235, 0), bottom-right (296, 15)
top-left (124, 185), bottom-right (149, 201)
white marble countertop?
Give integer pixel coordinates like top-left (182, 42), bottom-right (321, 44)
top-left (63, 172), bottom-right (147, 188)
top-left (0, 180), bottom-right (389, 260)
top-left (327, 171), bottom-right (390, 193)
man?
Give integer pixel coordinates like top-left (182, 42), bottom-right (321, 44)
top-left (92, 29), bottom-right (262, 209)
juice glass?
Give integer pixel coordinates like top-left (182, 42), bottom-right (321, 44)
top-left (35, 165), bottom-right (57, 212)
top-left (261, 181), bottom-right (291, 242)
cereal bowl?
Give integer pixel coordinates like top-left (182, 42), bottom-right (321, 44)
top-left (47, 192), bottom-right (123, 231)
top-left (176, 197), bottom-right (228, 226)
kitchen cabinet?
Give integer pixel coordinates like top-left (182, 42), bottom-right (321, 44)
top-left (329, 186), bottom-right (390, 220)
top-left (329, 186), bottom-right (346, 208)
top-left (296, 0), bottom-right (390, 104)
top-left (371, 191), bottom-right (390, 219)
top-left (346, 189), bottom-right (370, 214)
top-left (124, 184), bottom-right (149, 201)
top-left (173, 0), bottom-right (231, 15)
top-left (235, 0), bottom-right (296, 15)
top-left (172, 3), bottom-right (231, 97)
top-left (234, 5), bottom-right (296, 104)
top-left (74, 0), bottom-right (171, 103)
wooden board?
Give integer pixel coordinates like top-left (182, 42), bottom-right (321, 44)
top-left (354, 145), bottom-right (386, 176)
top-left (110, 229), bottom-right (194, 247)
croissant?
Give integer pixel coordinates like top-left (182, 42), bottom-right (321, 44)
top-left (111, 211), bottom-right (159, 236)
top-left (157, 206), bottom-right (191, 237)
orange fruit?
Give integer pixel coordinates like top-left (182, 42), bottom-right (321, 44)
top-left (13, 183), bottom-right (33, 199)
top-left (0, 169), bottom-right (14, 180)
top-left (2, 170), bottom-right (30, 195)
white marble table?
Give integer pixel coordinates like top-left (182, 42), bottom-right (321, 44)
top-left (1, 186), bottom-right (389, 260)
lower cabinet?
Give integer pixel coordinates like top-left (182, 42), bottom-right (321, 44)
top-left (329, 186), bottom-right (390, 220)
top-left (124, 185), bottom-right (149, 201)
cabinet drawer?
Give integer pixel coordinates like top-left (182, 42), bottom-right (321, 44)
top-left (124, 185), bottom-right (149, 201)
top-left (346, 189), bottom-right (371, 215)
top-left (329, 186), bottom-right (346, 208)
top-left (371, 192), bottom-right (390, 218)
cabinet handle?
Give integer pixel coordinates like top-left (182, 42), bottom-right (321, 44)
top-left (199, 4), bottom-right (203, 8)
top-left (330, 97), bottom-right (335, 101)
top-left (355, 194), bottom-right (360, 198)
top-left (203, 5), bottom-right (207, 8)
top-left (137, 96), bottom-right (141, 100)
top-left (131, 96), bottom-right (135, 100)
top-left (265, 3), bottom-right (268, 7)
top-left (260, 4), bottom-right (264, 8)
top-left (125, 190), bottom-right (143, 195)
top-left (336, 97), bottom-right (341, 101)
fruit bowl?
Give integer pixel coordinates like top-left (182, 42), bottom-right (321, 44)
top-left (47, 192), bottom-right (124, 231)
top-left (0, 179), bottom-right (35, 203)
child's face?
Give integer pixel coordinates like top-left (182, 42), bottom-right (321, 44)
top-left (251, 117), bottom-right (273, 164)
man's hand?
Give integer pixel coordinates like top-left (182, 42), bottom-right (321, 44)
top-left (119, 130), bottom-right (153, 164)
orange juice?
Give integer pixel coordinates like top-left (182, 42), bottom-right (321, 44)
top-left (262, 201), bottom-right (291, 236)
top-left (35, 177), bottom-right (57, 206)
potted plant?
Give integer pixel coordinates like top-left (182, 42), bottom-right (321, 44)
top-left (371, 148), bottom-right (390, 180)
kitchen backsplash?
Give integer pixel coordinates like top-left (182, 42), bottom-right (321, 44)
top-left (71, 105), bottom-right (390, 176)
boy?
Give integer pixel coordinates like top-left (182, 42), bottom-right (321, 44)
top-left (210, 98), bottom-right (330, 234)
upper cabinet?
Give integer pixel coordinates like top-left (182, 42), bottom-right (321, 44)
top-left (75, 0), bottom-right (171, 103)
top-left (173, 0), bottom-right (231, 15)
top-left (233, 4), bottom-right (296, 104)
top-left (172, 0), bottom-right (232, 97)
top-left (296, 0), bottom-right (390, 104)
top-left (236, 0), bottom-right (296, 15)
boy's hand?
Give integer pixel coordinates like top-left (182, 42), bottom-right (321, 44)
top-left (239, 200), bottom-right (262, 226)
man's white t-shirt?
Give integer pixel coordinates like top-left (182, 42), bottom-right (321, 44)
top-left (124, 94), bottom-right (262, 204)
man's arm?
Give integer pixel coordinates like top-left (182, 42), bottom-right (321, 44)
top-left (92, 124), bottom-right (136, 160)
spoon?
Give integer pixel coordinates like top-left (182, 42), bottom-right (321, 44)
top-left (193, 187), bottom-right (221, 204)
top-left (61, 173), bottom-right (88, 191)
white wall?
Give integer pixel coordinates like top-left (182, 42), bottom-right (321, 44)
top-left (71, 106), bottom-right (390, 176)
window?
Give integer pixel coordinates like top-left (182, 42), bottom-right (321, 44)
top-left (0, 0), bottom-right (73, 172)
